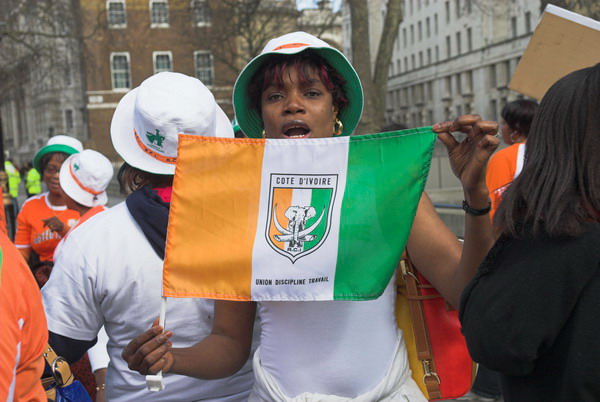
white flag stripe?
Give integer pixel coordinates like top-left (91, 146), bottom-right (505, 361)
top-left (287, 188), bottom-right (313, 253)
top-left (250, 138), bottom-right (350, 301)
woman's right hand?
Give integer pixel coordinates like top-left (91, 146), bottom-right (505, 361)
top-left (122, 321), bottom-right (174, 375)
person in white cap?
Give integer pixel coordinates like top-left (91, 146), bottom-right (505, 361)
top-left (52, 149), bottom-right (113, 260)
top-left (123, 32), bottom-right (499, 401)
top-left (15, 135), bottom-right (83, 269)
top-left (42, 72), bottom-right (259, 401)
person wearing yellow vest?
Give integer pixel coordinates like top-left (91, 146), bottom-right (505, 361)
top-left (25, 163), bottom-right (42, 198)
top-left (4, 159), bottom-right (21, 199)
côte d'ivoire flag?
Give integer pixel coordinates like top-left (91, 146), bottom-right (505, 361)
top-left (163, 127), bottom-right (436, 301)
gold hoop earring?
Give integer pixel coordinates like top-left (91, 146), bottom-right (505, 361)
top-left (333, 118), bottom-right (343, 136)
top-left (261, 130), bottom-right (266, 139)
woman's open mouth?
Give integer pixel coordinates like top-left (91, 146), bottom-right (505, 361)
top-left (281, 121), bottom-right (311, 139)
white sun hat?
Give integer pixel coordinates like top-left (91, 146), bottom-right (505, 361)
top-left (59, 150), bottom-right (114, 207)
top-left (111, 72), bottom-right (234, 175)
top-left (233, 31), bottom-right (364, 138)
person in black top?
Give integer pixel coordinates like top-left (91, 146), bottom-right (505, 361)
top-left (460, 64), bottom-right (600, 401)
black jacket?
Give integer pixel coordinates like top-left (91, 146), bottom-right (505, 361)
top-left (460, 223), bottom-right (600, 402)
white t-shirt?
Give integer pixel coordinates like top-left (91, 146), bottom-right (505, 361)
top-left (257, 276), bottom-right (399, 398)
top-left (42, 202), bottom-right (258, 401)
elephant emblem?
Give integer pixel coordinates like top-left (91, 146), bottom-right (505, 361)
top-left (272, 205), bottom-right (325, 248)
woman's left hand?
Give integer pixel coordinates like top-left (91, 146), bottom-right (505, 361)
top-left (42, 216), bottom-right (67, 236)
top-left (433, 115), bottom-right (499, 193)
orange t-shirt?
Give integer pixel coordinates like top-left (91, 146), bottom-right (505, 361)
top-left (0, 229), bottom-right (48, 401)
top-left (15, 193), bottom-right (80, 261)
top-left (486, 143), bottom-right (526, 219)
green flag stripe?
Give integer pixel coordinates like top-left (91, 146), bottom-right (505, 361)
top-left (302, 188), bottom-right (332, 251)
top-left (333, 127), bottom-right (436, 300)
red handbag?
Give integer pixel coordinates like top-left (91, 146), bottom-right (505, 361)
top-left (396, 252), bottom-right (476, 400)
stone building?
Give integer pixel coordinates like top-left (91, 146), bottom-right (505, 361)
top-left (385, 0), bottom-right (541, 128)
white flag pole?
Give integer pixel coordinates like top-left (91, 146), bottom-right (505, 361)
top-left (146, 296), bottom-right (167, 391)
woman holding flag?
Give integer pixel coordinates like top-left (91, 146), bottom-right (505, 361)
top-left (123, 32), bottom-right (499, 401)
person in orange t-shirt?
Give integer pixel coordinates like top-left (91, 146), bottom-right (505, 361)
top-left (14, 136), bottom-right (82, 270)
top-left (486, 100), bottom-right (539, 219)
top-left (0, 225), bottom-right (48, 402)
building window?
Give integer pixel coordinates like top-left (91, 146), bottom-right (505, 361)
top-left (107, 0), bottom-right (127, 28)
top-left (150, 0), bottom-right (169, 27)
top-left (467, 27), bottom-right (473, 51)
top-left (489, 64), bottom-right (497, 88)
top-left (456, 32), bottom-right (461, 55)
top-left (444, 76), bottom-right (452, 97)
top-left (397, 59), bottom-right (401, 73)
top-left (465, 70), bottom-right (473, 93)
top-left (418, 21), bottom-right (422, 41)
top-left (511, 16), bottom-right (517, 37)
top-left (107, 0), bottom-right (127, 27)
top-left (426, 17), bottom-right (431, 37)
top-left (456, 73), bottom-right (462, 95)
top-left (434, 13), bottom-right (439, 34)
top-left (445, 1), bottom-right (450, 23)
top-left (110, 52), bottom-right (131, 90)
top-left (525, 11), bottom-right (532, 33)
top-left (419, 51), bottom-right (423, 67)
top-left (404, 56), bottom-right (409, 71)
top-left (65, 110), bottom-right (74, 132)
top-left (153, 51), bottom-right (172, 74)
top-left (403, 27), bottom-right (407, 47)
top-left (410, 25), bottom-right (414, 44)
top-left (191, 0), bottom-right (210, 26)
top-left (446, 35), bottom-right (451, 58)
top-left (194, 51), bottom-right (214, 86)
top-left (435, 45), bottom-right (439, 62)
top-left (427, 48), bottom-right (432, 64)
top-left (455, 0), bottom-right (460, 18)
top-left (490, 99), bottom-right (498, 121)
top-left (466, 0), bottom-right (472, 13)
top-left (411, 54), bottom-right (416, 69)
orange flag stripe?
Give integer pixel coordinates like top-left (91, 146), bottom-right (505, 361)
top-left (268, 188), bottom-right (293, 251)
top-left (163, 136), bottom-right (266, 300)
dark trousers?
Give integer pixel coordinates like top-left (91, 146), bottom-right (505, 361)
top-left (472, 365), bottom-right (503, 398)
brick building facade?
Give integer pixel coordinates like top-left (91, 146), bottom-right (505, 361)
top-left (80, 0), bottom-right (239, 161)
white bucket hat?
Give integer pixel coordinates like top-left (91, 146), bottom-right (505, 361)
top-left (33, 135), bottom-right (84, 172)
top-left (233, 31), bottom-right (364, 138)
top-left (111, 72), bottom-right (234, 175)
top-left (59, 150), bottom-right (114, 207)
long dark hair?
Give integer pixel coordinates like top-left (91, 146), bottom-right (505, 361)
top-left (117, 162), bottom-right (173, 196)
top-left (495, 64), bottom-right (600, 237)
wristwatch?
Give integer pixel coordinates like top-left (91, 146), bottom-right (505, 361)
top-left (462, 200), bottom-right (491, 216)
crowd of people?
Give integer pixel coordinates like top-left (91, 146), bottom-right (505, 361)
top-left (0, 31), bottom-right (598, 402)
